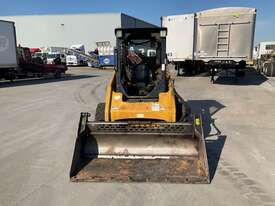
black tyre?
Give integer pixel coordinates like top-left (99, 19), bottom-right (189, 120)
top-left (177, 68), bottom-right (184, 76)
top-left (239, 60), bottom-right (246, 69)
top-left (54, 71), bottom-right (61, 79)
top-left (95, 103), bottom-right (105, 121)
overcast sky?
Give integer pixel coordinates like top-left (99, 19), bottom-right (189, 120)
top-left (0, 0), bottom-right (274, 44)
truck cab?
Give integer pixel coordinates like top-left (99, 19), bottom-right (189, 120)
top-left (47, 52), bottom-right (60, 64)
top-left (66, 55), bottom-right (79, 66)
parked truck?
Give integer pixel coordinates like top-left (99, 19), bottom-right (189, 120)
top-left (0, 20), bottom-right (67, 81)
top-left (256, 42), bottom-right (275, 76)
top-left (162, 7), bottom-right (256, 80)
top-left (17, 46), bottom-right (67, 79)
top-left (66, 44), bottom-right (88, 66)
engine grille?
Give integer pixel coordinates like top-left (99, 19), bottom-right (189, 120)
top-left (87, 121), bottom-right (194, 135)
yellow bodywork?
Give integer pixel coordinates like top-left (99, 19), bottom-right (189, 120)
top-left (104, 73), bottom-right (176, 122)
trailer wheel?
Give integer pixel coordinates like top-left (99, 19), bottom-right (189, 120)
top-left (177, 68), bottom-right (184, 76)
top-left (37, 73), bottom-right (44, 78)
top-left (239, 60), bottom-right (246, 69)
top-left (54, 71), bottom-right (61, 79)
top-left (236, 61), bottom-right (246, 77)
top-left (210, 68), bottom-right (217, 83)
top-left (5, 71), bottom-right (16, 82)
top-left (95, 103), bottom-right (105, 121)
top-left (193, 66), bottom-right (198, 75)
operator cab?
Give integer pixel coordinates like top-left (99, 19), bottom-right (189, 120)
top-left (115, 28), bottom-right (168, 100)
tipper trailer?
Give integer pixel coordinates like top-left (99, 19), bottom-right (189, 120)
top-left (162, 7), bottom-right (256, 80)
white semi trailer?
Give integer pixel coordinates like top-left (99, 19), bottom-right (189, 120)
top-left (255, 42), bottom-right (275, 76)
top-left (255, 42), bottom-right (275, 59)
top-left (162, 7), bottom-right (256, 79)
top-left (0, 20), bottom-right (18, 79)
top-left (162, 13), bottom-right (202, 75)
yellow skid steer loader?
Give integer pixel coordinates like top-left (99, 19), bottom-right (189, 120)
top-left (70, 28), bottom-right (209, 183)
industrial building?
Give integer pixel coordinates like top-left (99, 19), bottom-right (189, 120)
top-left (0, 13), bottom-right (157, 52)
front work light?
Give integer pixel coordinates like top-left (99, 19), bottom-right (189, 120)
top-left (116, 30), bottom-right (123, 38)
top-left (160, 29), bottom-right (167, 37)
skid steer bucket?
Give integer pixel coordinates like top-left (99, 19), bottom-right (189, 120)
top-left (70, 113), bottom-right (209, 183)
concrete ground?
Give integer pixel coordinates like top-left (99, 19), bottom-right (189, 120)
top-left (0, 67), bottom-right (275, 206)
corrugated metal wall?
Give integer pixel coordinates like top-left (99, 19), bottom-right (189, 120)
top-left (0, 13), bottom-right (157, 52)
